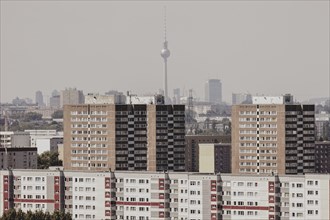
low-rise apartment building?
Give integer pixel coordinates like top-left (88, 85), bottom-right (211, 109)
top-left (0, 170), bottom-right (329, 220)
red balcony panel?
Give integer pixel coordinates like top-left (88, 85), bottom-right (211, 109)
top-left (105, 192), bottom-right (111, 198)
top-left (268, 181), bottom-right (275, 193)
top-left (268, 195), bottom-right (274, 203)
top-left (211, 194), bottom-right (217, 202)
top-left (105, 201), bottom-right (111, 207)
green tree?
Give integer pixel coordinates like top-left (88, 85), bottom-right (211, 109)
top-left (52, 110), bottom-right (63, 119)
top-left (38, 151), bottom-right (62, 169)
top-left (0, 209), bottom-right (72, 220)
top-left (23, 112), bottom-right (43, 122)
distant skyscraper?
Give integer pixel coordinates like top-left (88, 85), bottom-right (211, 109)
top-left (173, 88), bottom-right (181, 104)
top-left (160, 8), bottom-right (170, 104)
top-left (60, 88), bottom-right (84, 107)
top-left (205, 79), bottom-right (222, 104)
top-left (35, 91), bottom-right (44, 106)
top-left (51, 90), bottom-right (60, 97)
top-left (50, 95), bottom-right (60, 109)
top-left (232, 93), bottom-right (252, 104)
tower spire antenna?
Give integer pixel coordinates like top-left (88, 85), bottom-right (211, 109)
top-left (161, 6), bottom-right (170, 104)
top-left (164, 6), bottom-right (167, 42)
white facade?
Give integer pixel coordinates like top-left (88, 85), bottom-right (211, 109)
top-left (85, 94), bottom-right (116, 104)
top-left (199, 144), bottom-right (215, 173)
top-left (0, 131), bottom-right (30, 148)
top-left (0, 171), bottom-right (329, 220)
top-left (126, 96), bottom-right (163, 105)
top-left (0, 131), bottom-right (14, 148)
top-left (0, 170), bottom-right (61, 215)
top-left (278, 175), bottom-right (330, 220)
top-left (65, 172), bottom-right (110, 220)
top-left (25, 130), bottom-right (62, 154)
top-left (252, 94), bottom-right (293, 105)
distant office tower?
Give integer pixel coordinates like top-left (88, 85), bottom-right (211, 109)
top-left (199, 143), bottom-right (231, 173)
top-left (24, 98), bottom-right (33, 104)
top-left (173, 88), bottom-right (181, 104)
top-left (205, 79), bottom-right (222, 104)
top-left (185, 135), bottom-right (231, 172)
top-left (232, 95), bottom-right (315, 175)
top-left (51, 89), bottom-right (60, 97)
top-left (12, 97), bottom-right (27, 106)
top-left (63, 104), bottom-right (185, 171)
top-left (232, 93), bottom-right (252, 104)
top-left (60, 88), bottom-right (84, 107)
top-left (35, 91), bottom-right (44, 106)
top-left (50, 95), bottom-right (61, 109)
top-left (315, 141), bottom-right (330, 173)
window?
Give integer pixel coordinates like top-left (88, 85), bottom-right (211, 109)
top-left (307, 191), bottom-right (314, 195)
top-left (307, 200), bottom-right (314, 205)
top-left (238, 211), bottom-right (244, 216)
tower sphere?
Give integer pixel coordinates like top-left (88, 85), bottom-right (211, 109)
top-left (161, 48), bottom-right (170, 59)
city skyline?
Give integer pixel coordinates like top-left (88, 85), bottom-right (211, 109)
top-left (1, 1), bottom-right (329, 103)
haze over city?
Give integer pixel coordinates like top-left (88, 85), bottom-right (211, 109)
top-left (1, 1), bottom-right (329, 102)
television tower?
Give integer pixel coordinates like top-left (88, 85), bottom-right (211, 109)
top-left (160, 7), bottom-right (170, 103)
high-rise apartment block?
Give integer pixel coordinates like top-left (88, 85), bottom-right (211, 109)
top-left (232, 95), bottom-right (315, 175)
top-left (60, 88), bottom-right (84, 107)
top-left (315, 141), bottom-right (330, 173)
top-left (205, 79), bottom-right (222, 104)
top-left (63, 104), bottom-right (185, 172)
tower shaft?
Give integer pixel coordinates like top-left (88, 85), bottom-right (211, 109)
top-left (164, 59), bottom-right (168, 102)
top-left (160, 8), bottom-right (170, 104)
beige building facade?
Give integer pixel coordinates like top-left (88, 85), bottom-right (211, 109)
top-left (63, 104), bottom-right (185, 172)
top-left (232, 103), bottom-right (315, 175)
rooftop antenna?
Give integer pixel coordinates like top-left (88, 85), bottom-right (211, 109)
top-left (188, 89), bottom-right (194, 124)
top-left (4, 110), bottom-right (8, 131)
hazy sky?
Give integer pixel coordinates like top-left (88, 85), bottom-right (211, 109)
top-left (1, 1), bottom-right (329, 104)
